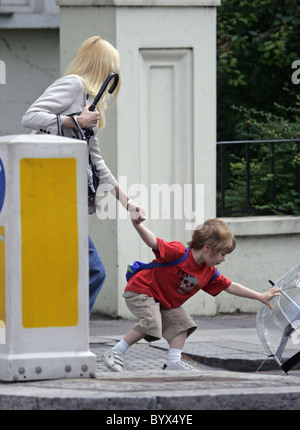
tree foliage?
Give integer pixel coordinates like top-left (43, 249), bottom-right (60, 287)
top-left (217, 0), bottom-right (299, 140)
top-left (216, 0), bottom-right (300, 216)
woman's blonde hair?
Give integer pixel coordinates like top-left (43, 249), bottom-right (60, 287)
top-left (63, 36), bottom-right (121, 129)
top-left (187, 218), bottom-right (236, 254)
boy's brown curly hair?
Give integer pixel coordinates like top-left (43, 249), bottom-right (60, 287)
top-left (187, 218), bottom-right (236, 255)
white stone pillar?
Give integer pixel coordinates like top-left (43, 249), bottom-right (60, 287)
top-left (0, 135), bottom-right (96, 381)
top-left (58, 0), bottom-right (220, 317)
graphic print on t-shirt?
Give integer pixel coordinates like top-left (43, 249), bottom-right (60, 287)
top-left (176, 269), bottom-right (199, 295)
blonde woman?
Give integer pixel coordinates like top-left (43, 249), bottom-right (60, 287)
top-left (22, 36), bottom-right (145, 316)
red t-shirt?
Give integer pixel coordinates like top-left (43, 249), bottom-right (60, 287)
top-left (125, 238), bottom-right (232, 309)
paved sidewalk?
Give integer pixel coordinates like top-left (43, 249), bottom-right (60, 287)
top-left (0, 314), bottom-right (300, 410)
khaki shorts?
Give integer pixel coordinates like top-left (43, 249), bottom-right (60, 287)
top-left (123, 291), bottom-right (197, 344)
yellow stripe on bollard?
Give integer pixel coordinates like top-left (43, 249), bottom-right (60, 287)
top-left (20, 158), bottom-right (79, 328)
top-left (0, 226), bottom-right (5, 324)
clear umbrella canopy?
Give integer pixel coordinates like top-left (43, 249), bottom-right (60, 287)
top-left (256, 265), bottom-right (300, 373)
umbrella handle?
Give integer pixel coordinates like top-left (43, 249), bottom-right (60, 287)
top-left (88, 72), bottom-right (119, 112)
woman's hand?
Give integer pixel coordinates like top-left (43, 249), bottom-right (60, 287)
top-left (77, 105), bottom-right (99, 128)
top-left (113, 187), bottom-right (146, 224)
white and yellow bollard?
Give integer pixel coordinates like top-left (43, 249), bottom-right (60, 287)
top-left (0, 134), bottom-right (96, 381)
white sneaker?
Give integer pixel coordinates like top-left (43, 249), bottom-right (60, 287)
top-left (102, 349), bottom-right (124, 372)
top-left (163, 361), bottom-right (200, 372)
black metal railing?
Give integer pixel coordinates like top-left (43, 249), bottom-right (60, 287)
top-left (217, 138), bottom-right (300, 217)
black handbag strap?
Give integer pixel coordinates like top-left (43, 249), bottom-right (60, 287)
top-left (56, 113), bottom-right (95, 179)
top-left (68, 114), bottom-right (86, 141)
top-left (56, 114), bottom-right (64, 136)
top-left (56, 113), bottom-right (87, 142)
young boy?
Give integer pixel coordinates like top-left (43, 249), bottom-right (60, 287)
top-left (102, 218), bottom-right (280, 372)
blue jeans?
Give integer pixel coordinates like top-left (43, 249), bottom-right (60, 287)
top-left (89, 236), bottom-right (106, 316)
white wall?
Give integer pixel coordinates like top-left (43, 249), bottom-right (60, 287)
top-left (0, 29), bottom-right (60, 135)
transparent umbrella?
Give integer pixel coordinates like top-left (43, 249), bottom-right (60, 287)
top-left (256, 265), bottom-right (300, 373)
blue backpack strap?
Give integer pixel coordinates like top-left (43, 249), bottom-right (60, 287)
top-left (208, 269), bottom-right (220, 282)
top-left (149, 248), bottom-right (190, 269)
top-left (126, 248), bottom-right (189, 282)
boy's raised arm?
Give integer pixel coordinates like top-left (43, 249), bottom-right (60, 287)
top-left (132, 220), bottom-right (159, 251)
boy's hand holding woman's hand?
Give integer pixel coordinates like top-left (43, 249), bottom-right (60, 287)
top-left (128, 201), bottom-right (146, 224)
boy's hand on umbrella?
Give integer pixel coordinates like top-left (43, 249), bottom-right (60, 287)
top-left (260, 287), bottom-right (281, 309)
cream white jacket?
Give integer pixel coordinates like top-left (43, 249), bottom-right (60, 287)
top-left (21, 74), bottom-right (118, 189)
